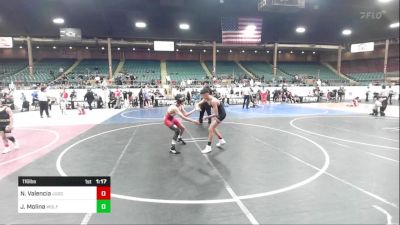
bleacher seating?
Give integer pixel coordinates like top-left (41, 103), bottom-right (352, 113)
top-left (340, 58), bottom-right (399, 83)
top-left (123, 60), bottom-right (160, 82)
top-left (0, 59), bottom-right (27, 78)
top-left (205, 61), bottom-right (246, 78)
top-left (5, 59), bottom-right (73, 84)
top-left (67, 59), bottom-right (118, 83)
top-left (240, 61), bottom-right (291, 81)
top-left (166, 61), bottom-right (207, 82)
top-left (278, 62), bottom-right (343, 81)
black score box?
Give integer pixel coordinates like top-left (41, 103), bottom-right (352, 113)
top-left (18, 176), bottom-right (111, 213)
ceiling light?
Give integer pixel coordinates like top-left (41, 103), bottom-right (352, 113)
top-left (313, 51), bottom-right (316, 54)
top-left (254, 50), bottom-right (258, 53)
top-left (217, 49), bottom-right (219, 53)
top-left (85, 46), bottom-right (89, 50)
top-left (132, 48), bottom-right (135, 51)
top-left (117, 47), bottom-right (121, 51)
top-left (147, 48), bottom-right (151, 51)
top-left (19, 46), bottom-right (23, 49)
top-left (290, 51), bottom-right (293, 54)
top-left (190, 49), bottom-right (193, 52)
top-left (389, 22), bottom-right (399, 28)
top-left (241, 50), bottom-right (245, 53)
top-left (52, 17), bottom-right (64, 24)
top-left (36, 46), bottom-right (39, 49)
top-left (378, 0), bottom-right (392, 3)
top-left (229, 49), bottom-right (232, 53)
top-left (301, 51), bottom-right (305, 54)
top-left (342, 29), bottom-right (352, 36)
top-left (135, 22), bottom-right (147, 28)
top-left (176, 49), bottom-right (179, 52)
top-left (267, 51), bottom-right (270, 53)
top-left (101, 47), bottom-right (105, 50)
top-left (278, 50), bottom-right (282, 54)
top-left (296, 26), bottom-right (306, 33)
top-left (69, 46), bottom-right (72, 49)
top-left (179, 23), bottom-right (190, 30)
top-left (203, 49), bottom-right (206, 52)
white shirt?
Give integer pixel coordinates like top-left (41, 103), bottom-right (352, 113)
top-left (243, 87), bottom-right (250, 95)
top-left (38, 91), bottom-right (48, 101)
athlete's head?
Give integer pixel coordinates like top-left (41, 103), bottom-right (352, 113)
top-left (175, 94), bottom-right (185, 105)
top-left (200, 87), bottom-right (212, 100)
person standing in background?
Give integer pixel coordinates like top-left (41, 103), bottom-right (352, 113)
top-left (0, 98), bottom-right (19, 154)
top-left (38, 86), bottom-right (50, 118)
top-left (242, 85), bottom-right (250, 109)
top-left (84, 89), bottom-right (95, 110)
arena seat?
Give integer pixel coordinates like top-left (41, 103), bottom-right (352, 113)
top-left (240, 61), bottom-right (291, 81)
top-left (0, 59), bottom-right (27, 78)
top-left (123, 60), bottom-right (161, 82)
top-left (166, 61), bottom-right (207, 82)
top-left (5, 59), bottom-right (74, 84)
top-left (278, 62), bottom-right (344, 81)
top-left (205, 61), bottom-right (246, 78)
top-left (67, 59), bottom-right (119, 83)
top-left (340, 58), bottom-right (399, 83)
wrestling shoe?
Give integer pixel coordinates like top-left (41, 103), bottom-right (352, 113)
top-left (178, 138), bottom-right (186, 145)
top-left (2, 146), bottom-right (13, 154)
top-left (216, 139), bottom-right (226, 148)
top-left (201, 145), bottom-right (212, 154)
top-left (169, 145), bottom-right (180, 154)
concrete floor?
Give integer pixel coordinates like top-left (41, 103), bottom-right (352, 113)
top-left (0, 104), bottom-right (398, 224)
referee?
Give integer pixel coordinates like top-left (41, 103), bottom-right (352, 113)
top-left (38, 87), bottom-right (51, 118)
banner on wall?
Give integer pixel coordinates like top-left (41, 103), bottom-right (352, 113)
top-left (350, 42), bottom-right (374, 53)
top-left (0, 37), bottom-right (13, 48)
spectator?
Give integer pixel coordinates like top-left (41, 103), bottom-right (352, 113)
top-left (84, 89), bottom-right (95, 110)
top-left (242, 85), bottom-right (251, 109)
top-left (38, 87), bottom-right (50, 118)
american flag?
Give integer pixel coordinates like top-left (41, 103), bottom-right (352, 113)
top-left (221, 17), bottom-right (263, 44)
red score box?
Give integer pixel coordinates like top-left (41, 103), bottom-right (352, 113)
top-left (97, 186), bottom-right (111, 200)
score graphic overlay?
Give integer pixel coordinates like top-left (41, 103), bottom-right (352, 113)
top-left (18, 176), bottom-right (111, 213)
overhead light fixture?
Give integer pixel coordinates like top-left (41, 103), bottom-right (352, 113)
top-left (176, 49), bottom-right (179, 52)
top-left (342, 29), bottom-right (352, 36)
top-left (135, 22), bottom-right (147, 28)
top-left (313, 51), bottom-right (316, 54)
top-left (254, 50), bottom-right (258, 53)
top-left (85, 46), bottom-right (89, 50)
top-left (132, 48), bottom-right (135, 51)
top-left (290, 51), bottom-right (294, 54)
top-left (101, 47), bottom-right (105, 50)
top-left (203, 49), bottom-right (206, 52)
top-left (378, 0), bottom-right (392, 3)
top-left (179, 23), bottom-right (190, 30)
top-left (69, 46), bottom-right (72, 49)
top-left (189, 49), bottom-right (193, 52)
top-left (267, 51), bottom-right (270, 53)
top-left (389, 22), bottom-right (399, 28)
top-left (52, 17), bottom-right (64, 24)
top-left (296, 26), bottom-right (306, 33)
top-left (301, 51), bottom-right (305, 54)
top-left (229, 49), bottom-right (232, 53)
top-left (36, 46), bottom-right (39, 49)
top-left (278, 50), bottom-right (282, 54)
top-left (147, 48), bottom-right (151, 51)
top-left (117, 47), bottom-right (121, 51)
top-left (241, 50), bottom-right (245, 53)
top-left (217, 49), bottom-right (219, 53)
top-left (19, 46), bottom-right (23, 49)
